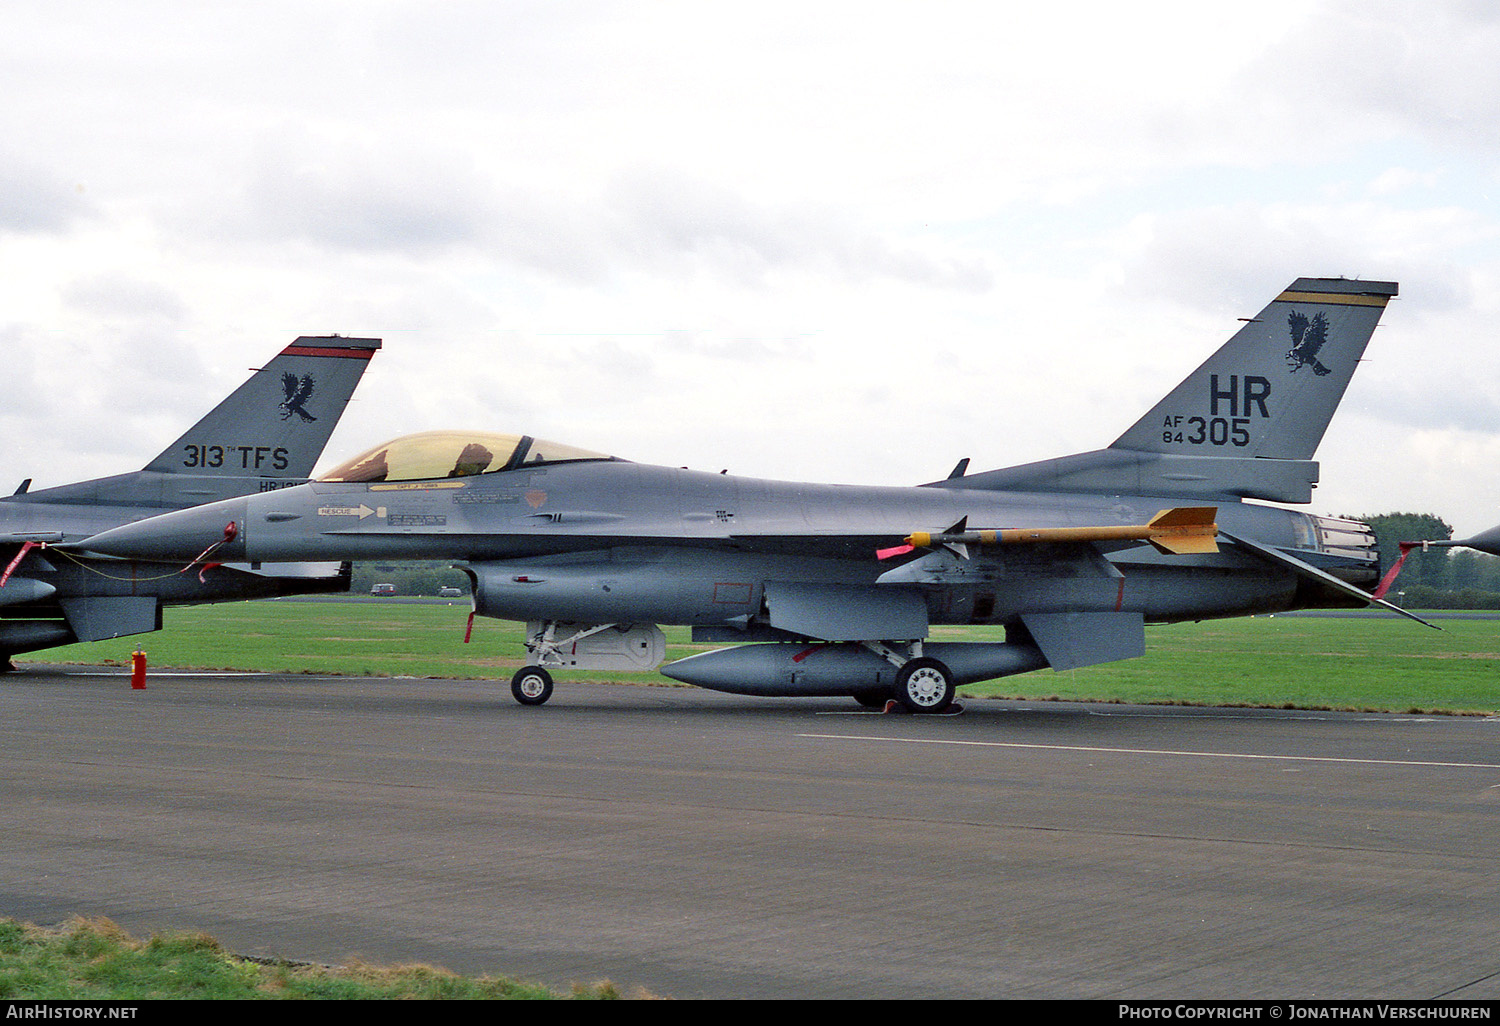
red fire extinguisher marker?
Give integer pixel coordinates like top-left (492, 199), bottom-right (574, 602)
top-left (130, 648), bottom-right (147, 690)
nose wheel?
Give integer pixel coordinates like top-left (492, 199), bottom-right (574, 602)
top-left (894, 657), bottom-right (955, 713)
top-left (510, 666), bottom-right (554, 706)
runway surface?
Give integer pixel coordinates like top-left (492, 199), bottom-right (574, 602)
top-left (2, 666), bottom-right (1497, 1000)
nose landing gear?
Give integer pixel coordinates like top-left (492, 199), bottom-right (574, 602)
top-left (510, 666), bottom-right (554, 706)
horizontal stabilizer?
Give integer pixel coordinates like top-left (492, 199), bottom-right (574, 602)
top-left (1221, 531), bottom-right (1438, 628)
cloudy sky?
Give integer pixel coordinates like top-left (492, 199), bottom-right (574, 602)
top-left (3, 1), bottom-right (1499, 537)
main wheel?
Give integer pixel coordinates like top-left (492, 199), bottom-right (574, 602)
top-left (510, 666), bottom-right (554, 706)
top-left (893, 657), bottom-right (955, 713)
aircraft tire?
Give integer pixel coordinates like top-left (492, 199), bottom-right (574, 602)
top-left (894, 657), bottom-right (955, 714)
top-left (510, 666), bottom-right (554, 706)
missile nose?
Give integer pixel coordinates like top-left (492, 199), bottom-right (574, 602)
top-left (81, 499), bottom-right (249, 561)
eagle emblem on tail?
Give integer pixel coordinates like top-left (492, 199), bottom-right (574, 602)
top-left (279, 373), bottom-right (318, 422)
top-left (1285, 312), bottom-right (1332, 376)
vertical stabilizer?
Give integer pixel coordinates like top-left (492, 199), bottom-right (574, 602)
top-left (1111, 278), bottom-right (1396, 460)
top-left (938, 278), bottom-right (1397, 503)
top-left (143, 336), bottom-right (381, 478)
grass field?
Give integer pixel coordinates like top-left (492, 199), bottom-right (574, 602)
top-left (0, 916), bottom-right (624, 1000)
top-left (24, 599), bottom-right (1499, 714)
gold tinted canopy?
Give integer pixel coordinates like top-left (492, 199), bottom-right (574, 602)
top-left (318, 431), bottom-right (613, 483)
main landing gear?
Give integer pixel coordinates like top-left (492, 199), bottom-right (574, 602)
top-left (857, 642), bottom-right (958, 714)
top-left (892, 656), bottom-right (956, 714)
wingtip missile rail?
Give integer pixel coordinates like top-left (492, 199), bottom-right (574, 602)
top-left (905, 507), bottom-right (1219, 556)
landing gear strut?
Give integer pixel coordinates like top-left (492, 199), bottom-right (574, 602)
top-left (510, 621), bottom-right (606, 707)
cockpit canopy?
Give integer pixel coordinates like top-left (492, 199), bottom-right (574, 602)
top-left (317, 431), bottom-right (615, 483)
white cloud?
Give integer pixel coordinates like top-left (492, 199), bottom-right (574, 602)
top-left (0, 152), bottom-right (94, 234)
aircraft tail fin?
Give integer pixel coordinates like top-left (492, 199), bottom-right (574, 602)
top-left (143, 336), bottom-right (381, 479)
top-left (936, 278), bottom-right (1396, 504)
top-left (1110, 278), bottom-right (1397, 460)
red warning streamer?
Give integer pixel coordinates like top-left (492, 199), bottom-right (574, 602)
top-left (1370, 542), bottom-right (1421, 601)
top-left (181, 521), bottom-right (239, 575)
top-left (1, 540), bottom-right (39, 587)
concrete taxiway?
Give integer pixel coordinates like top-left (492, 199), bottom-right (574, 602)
top-left (2, 667), bottom-right (1497, 999)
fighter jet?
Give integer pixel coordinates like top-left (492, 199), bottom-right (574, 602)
top-left (0, 335), bottom-right (379, 667)
top-left (78, 279), bottom-right (1417, 713)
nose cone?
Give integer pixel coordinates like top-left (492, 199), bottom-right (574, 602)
top-left (82, 498), bottom-right (249, 561)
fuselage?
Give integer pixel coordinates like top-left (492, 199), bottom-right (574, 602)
top-left (78, 456), bottom-right (1377, 633)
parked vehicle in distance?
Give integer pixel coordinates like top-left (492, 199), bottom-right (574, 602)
top-left (370, 583), bottom-right (396, 596)
top-left (438, 586), bottom-right (463, 598)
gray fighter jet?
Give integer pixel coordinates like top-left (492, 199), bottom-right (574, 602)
top-left (0, 336), bottom-right (379, 667)
top-left (78, 279), bottom-right (1418, 712)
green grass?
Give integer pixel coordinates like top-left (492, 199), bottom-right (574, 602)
top-left (0, 916), bottom-right (626, 1000)
top-left (25, 599), bottom-right (1500, 714)
top-left (949, 616), bottom-right (1500, 713)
